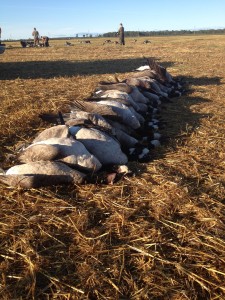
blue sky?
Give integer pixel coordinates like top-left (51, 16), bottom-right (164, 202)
top-left (1, 0), bottom-right (225, 40)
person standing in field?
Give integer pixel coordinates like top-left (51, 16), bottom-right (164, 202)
top-left (0, 27), bottom-right (2, 42)
top-left (32, 27), bottom-right (40, 46)
top-left (118, 23), bottom-right (125, 45)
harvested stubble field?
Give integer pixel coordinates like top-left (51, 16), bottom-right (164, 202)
top-left (0, 35), bottom-right (225, 300)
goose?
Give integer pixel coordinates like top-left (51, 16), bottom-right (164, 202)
top-left (155, 80), bottom-right (173, 94)
top-left (40, 110), bottom-right (115, 135)
top-left (18, 137), bottom-right (102, 173)
top-left (0, 161), bottom-right (86, 188)
top-left (146, 78), bottom-right (169, 98)
top-left (67, 111), bottom-right (139, 149)
top-left (33, 125), bottom-right (69, 143)
top-left (112, 128), bottom-right (139, 149)
top-left (129, 87), bottom-right (150, 104)
top-left (94, 89), bottom-right (130, 101)
top-left (106, 118), bottom-right (157, 146)
top-left (127, 106), bottom-right (145, 124)
top-left (96, 99), bottom-right (145, 125)
top-left (91, 94), bottom-right (140, 112)
top-left (135, 58), bottom-right (175, 86)
top-left (131, 68), bottom-right (160, 81)
top-left (132, 102), bottom-right (148, 113)
top-left (71, 100), bottom-right (141, 130)
top-left (146, 57), bottom-right (174, 83)
top-left (68, 126), bottom-right (128, 166)
top-left (40, 110), bottom-right (146, 163)
top-left (66, 110), bottom-right (114, 133)
top-left (39, 112), bottom-right (136, 167)
top-left (129, 76), bottom-right (168, 98)
top-left (91, 92), bottom-right (142, 113)
top-left (141, 90), bottom-right (161, 103)
top-left (96, 82), bottom-right (133, 94)
top-left (106, 119), bottom-right (134, 135)
top-left (112, 128), bottom-right (151, 162)
top-left (126, 77), bottom-right (151, 90)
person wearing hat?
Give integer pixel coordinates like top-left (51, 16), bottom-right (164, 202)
top-left (118, 23), bottom-right (125, 45)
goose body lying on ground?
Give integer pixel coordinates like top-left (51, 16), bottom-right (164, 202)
top-left (92, 92), bottom-right (142, 113)
top-left (33, 125), bottom-right (69, 143)
top-left (0, 161), bottom-right (86, 188)
top-left (69, 126), bottom-right (128, 165)
top-left (92, 95), bottom-right (138, 111)
top-left (128, 76), bottom-right (168, 98)
top-left (146, 78), bottom-right (169, 98)
top-left (112, 128), bottom-right (151, 161)
top-left (141, 90), bottom-right (161, 103)
top-left (126, 77), bottom-right (152, 90)
top-left (1, 58), bottom-right (184, 188)
top-left (67, 110), bottom-right (114, 133)
top-left (112, 127), bottom-right (139, 148)
top-left (129, 87), bottom-right (150, 104)
top-left (133, 67), bottom-right (173, 86)
top-left (94, 89), bottom-right (130, 100)
top-left (146, 57), bottom-right (175, 84)
top-left (71, 100), bottom-right (141, 130)
top-left (96, 99), bottom-right (144, 126)
top-left (94, 89), bottom-right (142, 109)
top-left (40, 111), bottom-right (115, 135)
top-left (39, 110), bottom-right (147, 162)
top-left (96, 82), bottom-right (133, 94)
top-left (127, 106), bottom-right (145, 124)
top-left (131, 68), bottom-right (160, 81)
top-left (70, 100), bottom-right (123, 122)
top-left (18, 137), bottom-right (102, 172)
top-left (106, 119), bottom-right (134, 135)
top-left (18, 144), bottom-right (60, 162)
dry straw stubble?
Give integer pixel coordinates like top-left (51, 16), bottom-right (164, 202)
top-left (0, 35), bottom-right (225, 299)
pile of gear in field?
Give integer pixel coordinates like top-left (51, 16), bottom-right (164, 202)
top-left (0, 58), bottom-right (185, 188)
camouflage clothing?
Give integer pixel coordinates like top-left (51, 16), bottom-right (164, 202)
top-left (118, 24), bottom-right (125, 45)
top-left (32, 28), bottom-right (40, 46)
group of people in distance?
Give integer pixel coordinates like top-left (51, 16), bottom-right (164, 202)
top-left (33, 23), bottom-right (125, 46)
top-left (32, 27), bottom-right (49, 47)
top-left (31, 23), bottom-right (125, 47)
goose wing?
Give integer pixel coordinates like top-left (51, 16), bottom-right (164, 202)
top-left (70, 100), bottom-right (123, 122)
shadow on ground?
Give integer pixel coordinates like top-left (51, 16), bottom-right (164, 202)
top-left (181, 75), bottom-right (223, 86)
top-left (0, 57), bottom-right (173, 80)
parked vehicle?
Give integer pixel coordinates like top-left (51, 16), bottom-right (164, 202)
top-left (0, 43), bottom-right (5, 54)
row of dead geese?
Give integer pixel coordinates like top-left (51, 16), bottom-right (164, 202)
top-left (0, 58), bottom-right (184, 188)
